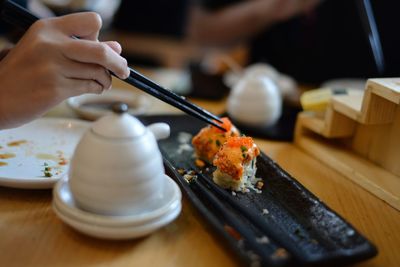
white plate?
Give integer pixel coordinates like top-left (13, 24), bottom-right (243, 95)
top-left (67, 88), bottom-right (150, 121)
top-left (53, 175), bottom-right (182, 227)
top-left (0, 118), bottom-right (90, 189)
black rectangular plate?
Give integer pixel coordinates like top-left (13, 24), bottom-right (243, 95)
top-left (139, 114), bottom-right (377, 267)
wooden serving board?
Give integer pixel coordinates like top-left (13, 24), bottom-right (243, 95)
top-left (295, 78), bottom-right (400, 211)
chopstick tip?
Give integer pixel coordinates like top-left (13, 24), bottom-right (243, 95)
top-left (211, 121), bottom-right (227, 132)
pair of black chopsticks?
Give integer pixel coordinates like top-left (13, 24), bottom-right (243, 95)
top-left (181, 164), bottom-right (295, 266)
top-left (185, 160), bottom-right (326, 265)
top-left (187, 174), bottom-right (290, 266)
top-left (0, 0), bottom-right (225, 131)
top-left (188, 175), bottom-right (286, 266)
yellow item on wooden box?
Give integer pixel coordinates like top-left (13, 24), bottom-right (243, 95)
top-left (300, 88), bottom-right (348, 111)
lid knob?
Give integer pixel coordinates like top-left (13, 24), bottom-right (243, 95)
top-left (112, 102), bottom-right (129, 114)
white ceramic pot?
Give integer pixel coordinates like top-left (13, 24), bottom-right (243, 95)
top-left (69, 104), bottom-right (170, 216)
top-left (224, 63), bottom-right (297, 98)
top-left (227, 75), bottom-right (282, 127)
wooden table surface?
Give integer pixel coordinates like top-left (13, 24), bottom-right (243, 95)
top-left (0, 77), bottom-right (399, 267)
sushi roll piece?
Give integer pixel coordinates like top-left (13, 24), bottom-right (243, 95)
top-left (212, 136), bottom-right (260, 191)
top-left (192, 117), bottom-right (239, 163)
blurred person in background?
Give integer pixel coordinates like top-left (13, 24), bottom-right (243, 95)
top-left (187, 0), bottom-right (400, 85)
top-left (113, 0), bottom-right (189, 38)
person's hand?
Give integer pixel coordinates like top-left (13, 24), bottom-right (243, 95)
top-left (0, 12), bottom-right (129, 129)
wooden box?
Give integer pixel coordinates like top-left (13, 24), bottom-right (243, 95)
top-left (295, 78), bottom-right (400, 211)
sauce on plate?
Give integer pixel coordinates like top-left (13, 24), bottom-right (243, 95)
top-left (7, 140), bottom-right (27, 147)
top-left (0, 153), bottom-right (16, 159)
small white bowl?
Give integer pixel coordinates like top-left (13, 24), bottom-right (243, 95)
top-left (67, 88), bottom-right (150, 121)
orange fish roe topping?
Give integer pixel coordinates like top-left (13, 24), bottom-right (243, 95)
top-left (192, 117), bottom-right (240, 163)
top-left (211, 117), bottom-right (232, 133)
top-left (213, 136), bottom-right (260, 180)
top-left (225, 136), bottom-right (254, 149)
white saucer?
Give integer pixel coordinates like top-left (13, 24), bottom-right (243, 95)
top-left (52, 175), bottom-right (182, 239)
top-left (53, 201), bottom-right (181, 240)
top-left (53, 175), bottom-right (181, 227)
top-left (67, 88), bottom-right (150, 121)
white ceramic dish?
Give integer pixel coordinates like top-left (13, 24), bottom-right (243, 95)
top-left (67, 88), bottom-right (150, 121)
top-left (52, 176), bottom-right (182, 239)
top-left (53, 175), bottom-right (181, 227)
top-left (321, 78), bottom-right (366, 91)
top-left (0, 118), bottom-right (90, 189)
top-left (53, 201), bottom-right (181, 239)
